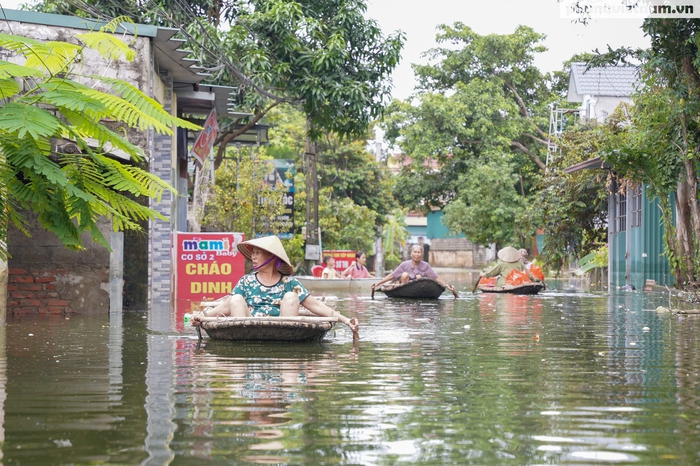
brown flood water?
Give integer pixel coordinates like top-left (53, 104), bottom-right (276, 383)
top-left (1, 276), bottom-right (699, 465)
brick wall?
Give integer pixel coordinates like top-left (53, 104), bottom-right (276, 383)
top-left (7, 267), bottom-right (109, 316)
top-left (428, 238), bottom-right (493, 268)
top-left (7, 212), bottom-right (112, 316)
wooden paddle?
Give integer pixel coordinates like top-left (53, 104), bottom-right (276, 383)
top-left (472, 276), bottom-right (482, 294)
top-left (447, 284), bottom-right (459, 299)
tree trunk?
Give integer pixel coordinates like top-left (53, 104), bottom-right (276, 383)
top-left (660, 198), bottom-right (683, 284)
top-left (684, 157), bottom-right (700, 271)
top-left (675, 181), bottom-right (694, 286)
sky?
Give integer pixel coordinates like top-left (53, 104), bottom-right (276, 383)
top-left (365, 0), bottom-right (650, 100)
top-left (0, 0), bottom-right (650, 102)
top-left (0, 0), bottom-right (651, 154)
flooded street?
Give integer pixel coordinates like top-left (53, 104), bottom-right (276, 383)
top-left (2, 278), bottom-right (700, 465)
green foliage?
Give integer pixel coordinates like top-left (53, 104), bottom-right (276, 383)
top-left (201, 149), bottom-right (287, 236)
top-left (526, 121), bottom-right (609, 271)
top-left (382, 24), bottom-right (560, 251)
top-left (34, 0), bottom-right (405, 142)
top-left (0, 28), bottom-right (198, 260)
top-left (572, 244), bottom-right (608, 276)
top-left (442, 161), bottom-right (526, 248)
top-left (317, 130), bottom-right (394, 218)
top-left (320, 196), bottom-right (377, 253)
top-left (382, 209), bottom-right (409, 270)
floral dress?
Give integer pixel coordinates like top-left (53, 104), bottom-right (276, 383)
top-left (231, 273), bottom-right (310, 317)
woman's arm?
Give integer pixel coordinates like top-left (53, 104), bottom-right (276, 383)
top-left (340, 262), bottom-right (356, 277)
top-left (302, 296), bottom-right (358, 332)
top-left (481, 262), bottom-right (503, 278)
top-left (371, 272), bottom-right (396, 289)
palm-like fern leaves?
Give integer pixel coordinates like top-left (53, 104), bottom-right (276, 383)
top-left (0, 30), bottom-right (201, 260)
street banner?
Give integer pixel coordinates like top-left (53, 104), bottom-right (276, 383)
top-left (190, 109), bottom-right (219, 166)
top-left (175, 232), bottom-right (245, 327)
top-left (258, 159), bottom-right (295, 239)
top-left (323, 250), bottom-right (356, 272)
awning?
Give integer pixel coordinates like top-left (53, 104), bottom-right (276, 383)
top-left (564, 156), bottom-right (611, 174)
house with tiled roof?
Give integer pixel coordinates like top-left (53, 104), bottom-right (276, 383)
top-left (567, 62), bottom-right (639, 121)
top-left (566, 63), bottom-right (672, 291)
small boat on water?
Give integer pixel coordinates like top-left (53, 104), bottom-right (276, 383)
top-left (374, 277), bottom-right (447, 299)
top-left (197, 314), bottom-right (337, 342)
top-left (477, 282), bottom-right (544, 295)
top-left (296, 276), bottom-right (381, 293)
top-left (195, 298), bottom-right (341, 342)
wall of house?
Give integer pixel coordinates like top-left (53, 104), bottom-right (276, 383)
top-left (7, 213), bottom-right (112, 316)
top-left (592, 96), bottom-right (631, 122)
top-left (1, 20), bottom-right (154, 315)
top-left (609, 186), bottom-right (674, 290)
top-left (636, 190), bottom-right (673, 287)
top-left (426, 211), bottom-right (494, 268)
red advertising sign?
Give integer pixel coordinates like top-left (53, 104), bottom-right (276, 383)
top-left (190, 109), bottom-right (219, 166)
top-left (175, 232), bottom-right (245, 322)
top-left (323, 250), bottom-right (356, 273)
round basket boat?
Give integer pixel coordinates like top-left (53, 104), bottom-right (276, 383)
top-left (376, 277), bottom-right (446, 299)
top-left (478, 283), bottom-right (544, 295)
top-left (199, 316), bottom-right (337, 342)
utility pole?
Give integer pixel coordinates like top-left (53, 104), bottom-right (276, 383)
top-left (304, 123), bottom-right (320, 272)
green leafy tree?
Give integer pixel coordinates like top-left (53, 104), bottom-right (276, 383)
top-left (526, 121), bottom-right (609, 271)
top-left (382, 24), bottom-right (558, 248)
top-left (442, 161), bottom-right (526, 249)
top-left (0, 25), bottom-right (198, 260)
top-left (382, 209), bottom-right (409, 270)
top-left (201, 148), bottom-right (287, 237)
top-left (32, 0), bottom-right (405, 167)
top-left (265, 105), bottom-right (395, 219)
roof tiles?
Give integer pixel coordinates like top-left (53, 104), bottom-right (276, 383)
top-left (570, 62), bottom-right (639, 97)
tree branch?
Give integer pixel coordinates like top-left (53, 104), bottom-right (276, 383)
top-left (503, 80), bottom-right (550, 141)
top-left (213, 100), bottom-right (284, 169)
top-left (511, 140), bottom-right (546, 170)
top-left (524, 133), bottom-right (550, 146)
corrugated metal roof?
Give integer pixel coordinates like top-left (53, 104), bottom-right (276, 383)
top-left (0, 9), bottom-right (241, 117)
top-left (569, 62), bottom-right (639, 97)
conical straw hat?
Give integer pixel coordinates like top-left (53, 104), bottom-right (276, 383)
top-left (237, 235), bottom-right (293, 275)
top-left (497, 246), bottom-right (521, 263)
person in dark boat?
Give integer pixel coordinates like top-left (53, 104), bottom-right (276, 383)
top-left (192, 236), bottom-right (358, 332)
top-left (371, 244), bottom-right (455, 293)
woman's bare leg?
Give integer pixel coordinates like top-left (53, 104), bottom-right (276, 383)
top-left (202, 294), bottom-right (249, 317)
top-left (400, 272), bottom-right (410, 284)
top-left (279, 292), bottom-right (301, 316)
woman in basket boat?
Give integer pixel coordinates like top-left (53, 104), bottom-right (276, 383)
top-left (480, 246), bottom-right (540, 287)
top-left (192, 236), bottom-right (359, 333)
top-left (371, 244), bottom-right (456, 293)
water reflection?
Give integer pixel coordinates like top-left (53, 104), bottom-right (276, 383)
top-left (2, 282), bottom-right (700, 464)
top-left (173, 340), bottom-right (359, 464)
